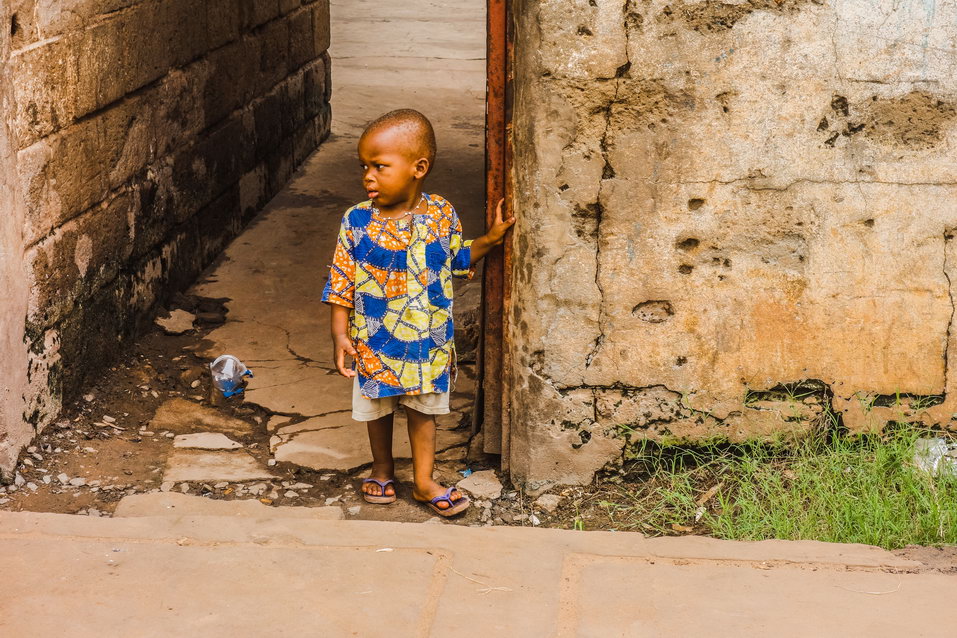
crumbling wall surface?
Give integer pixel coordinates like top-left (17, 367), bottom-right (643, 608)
top-left (509, 0), bottom-right (957, 488)
top-left (0, 4), bottom-right (32, 477)
top-left (1, 0), bottom-right (332, 476)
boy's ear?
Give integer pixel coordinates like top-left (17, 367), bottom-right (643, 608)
top-left (414, 157), bottom-right (430, 178)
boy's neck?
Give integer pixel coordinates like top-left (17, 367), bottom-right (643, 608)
top-left (376, 187), bottom-right (425, 217)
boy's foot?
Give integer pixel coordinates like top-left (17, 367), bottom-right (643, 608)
top-left (361, 469), bottom-right (396, 504)
top-left (413, 480), bottom-right (470, 517)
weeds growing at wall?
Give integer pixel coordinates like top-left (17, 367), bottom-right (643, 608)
top-left (598, 427), bottom-right (957, 549)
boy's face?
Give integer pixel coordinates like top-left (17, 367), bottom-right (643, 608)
top-left (358, 127), bottom-right (429, 208)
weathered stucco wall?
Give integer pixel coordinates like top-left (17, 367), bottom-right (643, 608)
top-left (0, 0), bottom-right (332, 477)
top-left (510, 0), bottom-right (957, 489)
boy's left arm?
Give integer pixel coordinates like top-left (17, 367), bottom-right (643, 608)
top-left (469, 199), bottom-right (515, 265)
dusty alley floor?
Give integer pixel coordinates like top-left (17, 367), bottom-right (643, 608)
top-left (0, 0), bottom-right (514, 526)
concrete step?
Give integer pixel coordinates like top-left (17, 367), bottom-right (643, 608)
top-left (114, 492), bottom-right (343, 520)
top-left (1, 510), bottom-right (953, 637)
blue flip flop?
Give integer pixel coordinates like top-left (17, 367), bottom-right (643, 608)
top-left (362, 478), bottom-right (397, 504)
top-left (419, 487), bottom-right (470, 517)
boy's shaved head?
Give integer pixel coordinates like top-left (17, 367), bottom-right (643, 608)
top-left (361, 109), bottom-right (437, 165)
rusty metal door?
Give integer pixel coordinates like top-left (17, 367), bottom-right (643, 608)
top-left (478, 0), bottom-right (512, 464)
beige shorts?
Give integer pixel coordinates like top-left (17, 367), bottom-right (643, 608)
top-left (351, 378), bottom-right (450, 422)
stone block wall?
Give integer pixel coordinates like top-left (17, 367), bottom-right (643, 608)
top-left (509, 0), bottom-right (957, 489)
top-left (0, 0), bottom-right (332, 476)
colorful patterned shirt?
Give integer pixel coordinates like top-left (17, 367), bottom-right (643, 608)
top-left (321, 193), bottom-right (474, 399)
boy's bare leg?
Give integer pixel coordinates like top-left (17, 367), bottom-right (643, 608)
top-left (405, 406), bottom-right (465, 509)
top-left (363, 413), bottom-right (396, 498)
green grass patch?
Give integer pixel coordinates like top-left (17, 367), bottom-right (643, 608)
top-left (599, 427), bottom-right (957, 549)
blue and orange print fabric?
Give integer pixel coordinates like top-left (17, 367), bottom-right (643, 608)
top-left (322, 193), bottom-right (474, 399)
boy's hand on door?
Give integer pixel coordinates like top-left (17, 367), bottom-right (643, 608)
top-left (486, 198), bottom-right (515, 245)
top-left (333, 334), bottom-right (357, 378)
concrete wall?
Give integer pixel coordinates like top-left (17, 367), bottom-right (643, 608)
top-left (0, 3), bottom-right (32, 476)
top-left (509, 0), bottom-right (957, 489)
top-left (0, 0), bottom-right (332, 477)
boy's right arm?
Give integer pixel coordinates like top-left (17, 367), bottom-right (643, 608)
top-left (330, 304), bottom-right (357, 378)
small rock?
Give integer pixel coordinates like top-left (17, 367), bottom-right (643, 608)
top-left (190, 379), bottom-right (201, 389)
top-left (248, 483), bottom-right (267, 496)
top-left (288, 482), bottom-right (313, 490)
top-left (83, 394), bottom-right (94, 402)
top-left (529, 514), bottom-right (541, 526)
top-left (42, 475), bottom-right (52, 485)
top-left (69, 478), bottom-right (86, 487)
top-left (267, 490), bottom-right (279, 500)
top-left (267, 459), bottom-right (277, 467)
top-left (284, 490), bottom-right (299, 498)
top-left (214, 482), bottom-right (229, 489)
top-left (534, 494), bottom-right (562, 513)
top-left (347, 506), bottom-right (361, 516)
top-left (82, 447), bottom-right (97, 453)
top-left (13, 473), bottom-right (24, 487)
top-left (102, 415), bottom-right (116, 423)
top-left (0, 498), bottom-right (9, 505)
top-left (57, 473), bottom-right (70, 484)
top-left (160, 482), bottom-right (174, 492)
top-left (320, 473), bottom-right (335, 481)
top-left (179, 483), bottom-right (190, 493)
top-left (456, 470), bottom-right (503, 500)
top-left (27, 446), bottom-right (37, 454)
top-left (325, 496), bottom-right (341, 506)
top-left (26, 482), bottom-right (38, 491)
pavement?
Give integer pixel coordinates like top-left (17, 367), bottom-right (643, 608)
top-left (2, 505), bottom-right (956, 637)
top-left (4, 1), bottom-right (957, 636)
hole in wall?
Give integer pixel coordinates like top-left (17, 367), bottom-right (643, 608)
top-left (676, 237), bottom-right (699, 251)
top-left (676, 356), bottom-right (687, 366)
top-left (678, 264), bottom-right (694, 275)
top-left (11, 13), bottom-right (19, 36)
top-left (863, 218), bottom-right (875, 227)
top-left (577, 25), bottom-right (593, 36)
top-left (688, 198), bottom-right (705, 211)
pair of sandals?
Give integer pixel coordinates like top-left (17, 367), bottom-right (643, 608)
top-left (361, 477), bottom-right (470, 517)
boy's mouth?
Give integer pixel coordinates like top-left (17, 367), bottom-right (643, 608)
top-left (367, 190), bottom-right (379, 199)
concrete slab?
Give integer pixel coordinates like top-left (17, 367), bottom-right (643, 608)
top-left (272, 419), bottom-right (470, 471)
top-left (150, 398), bottom-right (254, 437)
top-left (163, 451), bottom-right (274, 483)
top-left (173, 433), bottom-right (243, 450)
top-left (562, 555), bottom-right (952, 637)
top-left (1, 510), bottom-right (949, 637)
top-left (114, 493), bottom-right (343, 521)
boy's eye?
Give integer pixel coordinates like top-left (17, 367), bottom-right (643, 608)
top-left (376, 164), bottom-right (386, 170)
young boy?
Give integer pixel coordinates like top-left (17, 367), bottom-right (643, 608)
top-left (322, 109), bottom-right (514, 516)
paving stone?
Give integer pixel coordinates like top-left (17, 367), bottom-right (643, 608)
top-left (164, 451), bottom-right (274, 483)
top-left (173, 432), bottom-right (243, 451)
top-left (272, 420), bottom-right (469, 471)
top-left (114, 492), bottom-right (343, 520)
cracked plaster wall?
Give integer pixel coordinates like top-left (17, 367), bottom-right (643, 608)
top-left (0, 0), bottom-right (332, 478)
top-left (509, 0), bottom-right (957, 489)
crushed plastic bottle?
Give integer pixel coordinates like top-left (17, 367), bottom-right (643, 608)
top-left (209, 355), bottom-right (253, 398)
top-left (913, 437), bottom-right (957, 478)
